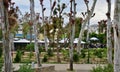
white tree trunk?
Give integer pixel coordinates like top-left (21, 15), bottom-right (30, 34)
top-left (40, 1), bottom-right (48, 52)
top-left (69, 0), bottom-right (76, 70)
top-left (30, 0), bottom-right (41, 67)
top-left (106, 0), bottom-right (112, 64)
top-left (107, 19), bottom-right (112, 64)
top-left (77, 0), bottom-right (97, 54)
top-left (10, 33), bottom-right (15, 61)
top-left (114, 0), bottom-right (120, 72)
top-left (0, 0), bottom-right (12, 72)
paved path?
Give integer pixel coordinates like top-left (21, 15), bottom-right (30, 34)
top-left (12, 63), bottom-right (105, 72)
top-left (43, 64), bottom-right (105, 72)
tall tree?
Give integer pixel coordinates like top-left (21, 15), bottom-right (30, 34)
top-left (106, 0), bottom-right (112, 64)
top-left (98, 20), bottom-right (107, 34)
top-left (113, 0), bottom-right (120, 72)
top-left (30, 0), bottom-right (41, 67)
top-left (77, 0), bottom-right (97, 54)
top-left (69, 0), bottom-right (76, 70)
top-left (0, 0), bottom-right (12, 72)
top-left (40, 0), bottom-right (48, 52)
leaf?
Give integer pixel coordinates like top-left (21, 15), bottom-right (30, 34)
top-left (53, 8), bottom-right (57, 15)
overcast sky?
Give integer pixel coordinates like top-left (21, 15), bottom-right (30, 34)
top-left (13, 0), bottom-right (114, 25)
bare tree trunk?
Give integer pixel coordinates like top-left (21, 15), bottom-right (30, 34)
top-left (40, 1), bottom-right (48, 52)
top-left (56, 37), bottom-right (61, 63)
top-left (69, 0), bottom-right (76, 70)
top-left (106, 0), bottom-right (112, 64)
top-left (86, 20), bottom-right (90, 42)
top-left (114, 0), bottom-right (120, 71)
top-left (10, 33), bottom-right (14, 61)
top-left (50, 0), bottom-right (52, 19)
top-left (30, 0), bottom-right (41, 67)
top-left (77, 0), bottom-right (97, 54)
top-left (0, 0), bottom-right (12, 72)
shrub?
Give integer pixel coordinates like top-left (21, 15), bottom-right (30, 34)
top-left (61, 49), bottom-right (69, 60)
top-left (26, 43), bottom-right (34, 51)
top-left (80, 49), bottom-right (86, 58)
top-left (73, 53), bottom-right (79, 62)
top-left (14, 50), bottom-right (22, 63)
top-left (42, 54), bottom-right (48, 62)
top-left (47, 48), bottom-right (54, 57)
top-left (29, 52), bottom-right (34, 59)
top-left (18, 64), bottom-right (33, 72)
top-left (90, 64), bottom-right (113, 72)
top-left (94, 49), bottom-right (103, 58)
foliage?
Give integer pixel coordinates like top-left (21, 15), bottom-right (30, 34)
top-left (26, 43), bottom-right (34, 51)
top-left (93, 48), bottom-right (103, 58)
top-left (91, 65), bottom-right (104, 72)
top-left (89, 32), bottom-right (98, 38)
top-left (61, 49), bottom-right (69, 60)
top-left (18, 64), bottom-right (33, 72)
top-left (73, 53), bottom-right (79, 62)
top-left (14, 50), bottom-right (22, 63)
top-left (0, 29), bottom-right (2, 40)
top-left (47, 48), bottom-right (54, 57)
top-left (75, 18), bottom-right (82, 38)
top-left (0, 63), bottom-right (3, 72)
top-left (0, 47), bottom-right (2, 58)
top-left (97, 33), bottom-right (106, 44)
top-left (42, 54), bottom-right (48, 62)
top-left (39, 46), bottom-right (44, 53)
top-left (29, 52), bottom-right (34, 59)
top-left (80, 49), bottom-right (86, 58)
top-left (22, 22), bottom-right (31, 38)
top-left (89, 32), bottom-right (106, 44)
top-left (90, 64), bottom-right (113, 72)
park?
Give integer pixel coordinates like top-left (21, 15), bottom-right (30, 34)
top-left (0, 0), bottom-right (119, 72)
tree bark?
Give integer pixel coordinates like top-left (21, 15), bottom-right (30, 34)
top-left (0, 0), bottom-right (12, 72)
top-left (106, 0), bottom-right (112, 64)
top-left (69, 0), bottom-right (76, 70)
top-left (10, 33), bottom-right (15, 61)
top-left (114, 0), bottom-right (120, 72)
top-left (77, 0), bottom-right (97, 54)
top-left (30, 0), bottom-right (41, 67)
top-left (40, 1), bottom-right (48, 52)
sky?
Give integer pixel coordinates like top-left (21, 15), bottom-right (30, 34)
top-left (13, 0), bottom-right (115, 25)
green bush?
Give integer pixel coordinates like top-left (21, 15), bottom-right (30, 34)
top-left (90, 64), bottom-right (113, 72)
top-left (73, 53), bottom-right (79, 62)
top-left (42, 54), bottom-right (48, 62)
top-left (47, 48), bottom-right (54, 57)
top-left (14, 50), bottom-right (22, 63)
top-left (80, 49), bottom-right (86, 58)
top-left (18, 64), bottom-right (33, 72)
top-left (94, 49), bottom-right (103, 58)
top-left (26, 43), bottom-right (34, 51)
top-left (61, 49), bottom-right (69, 60)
